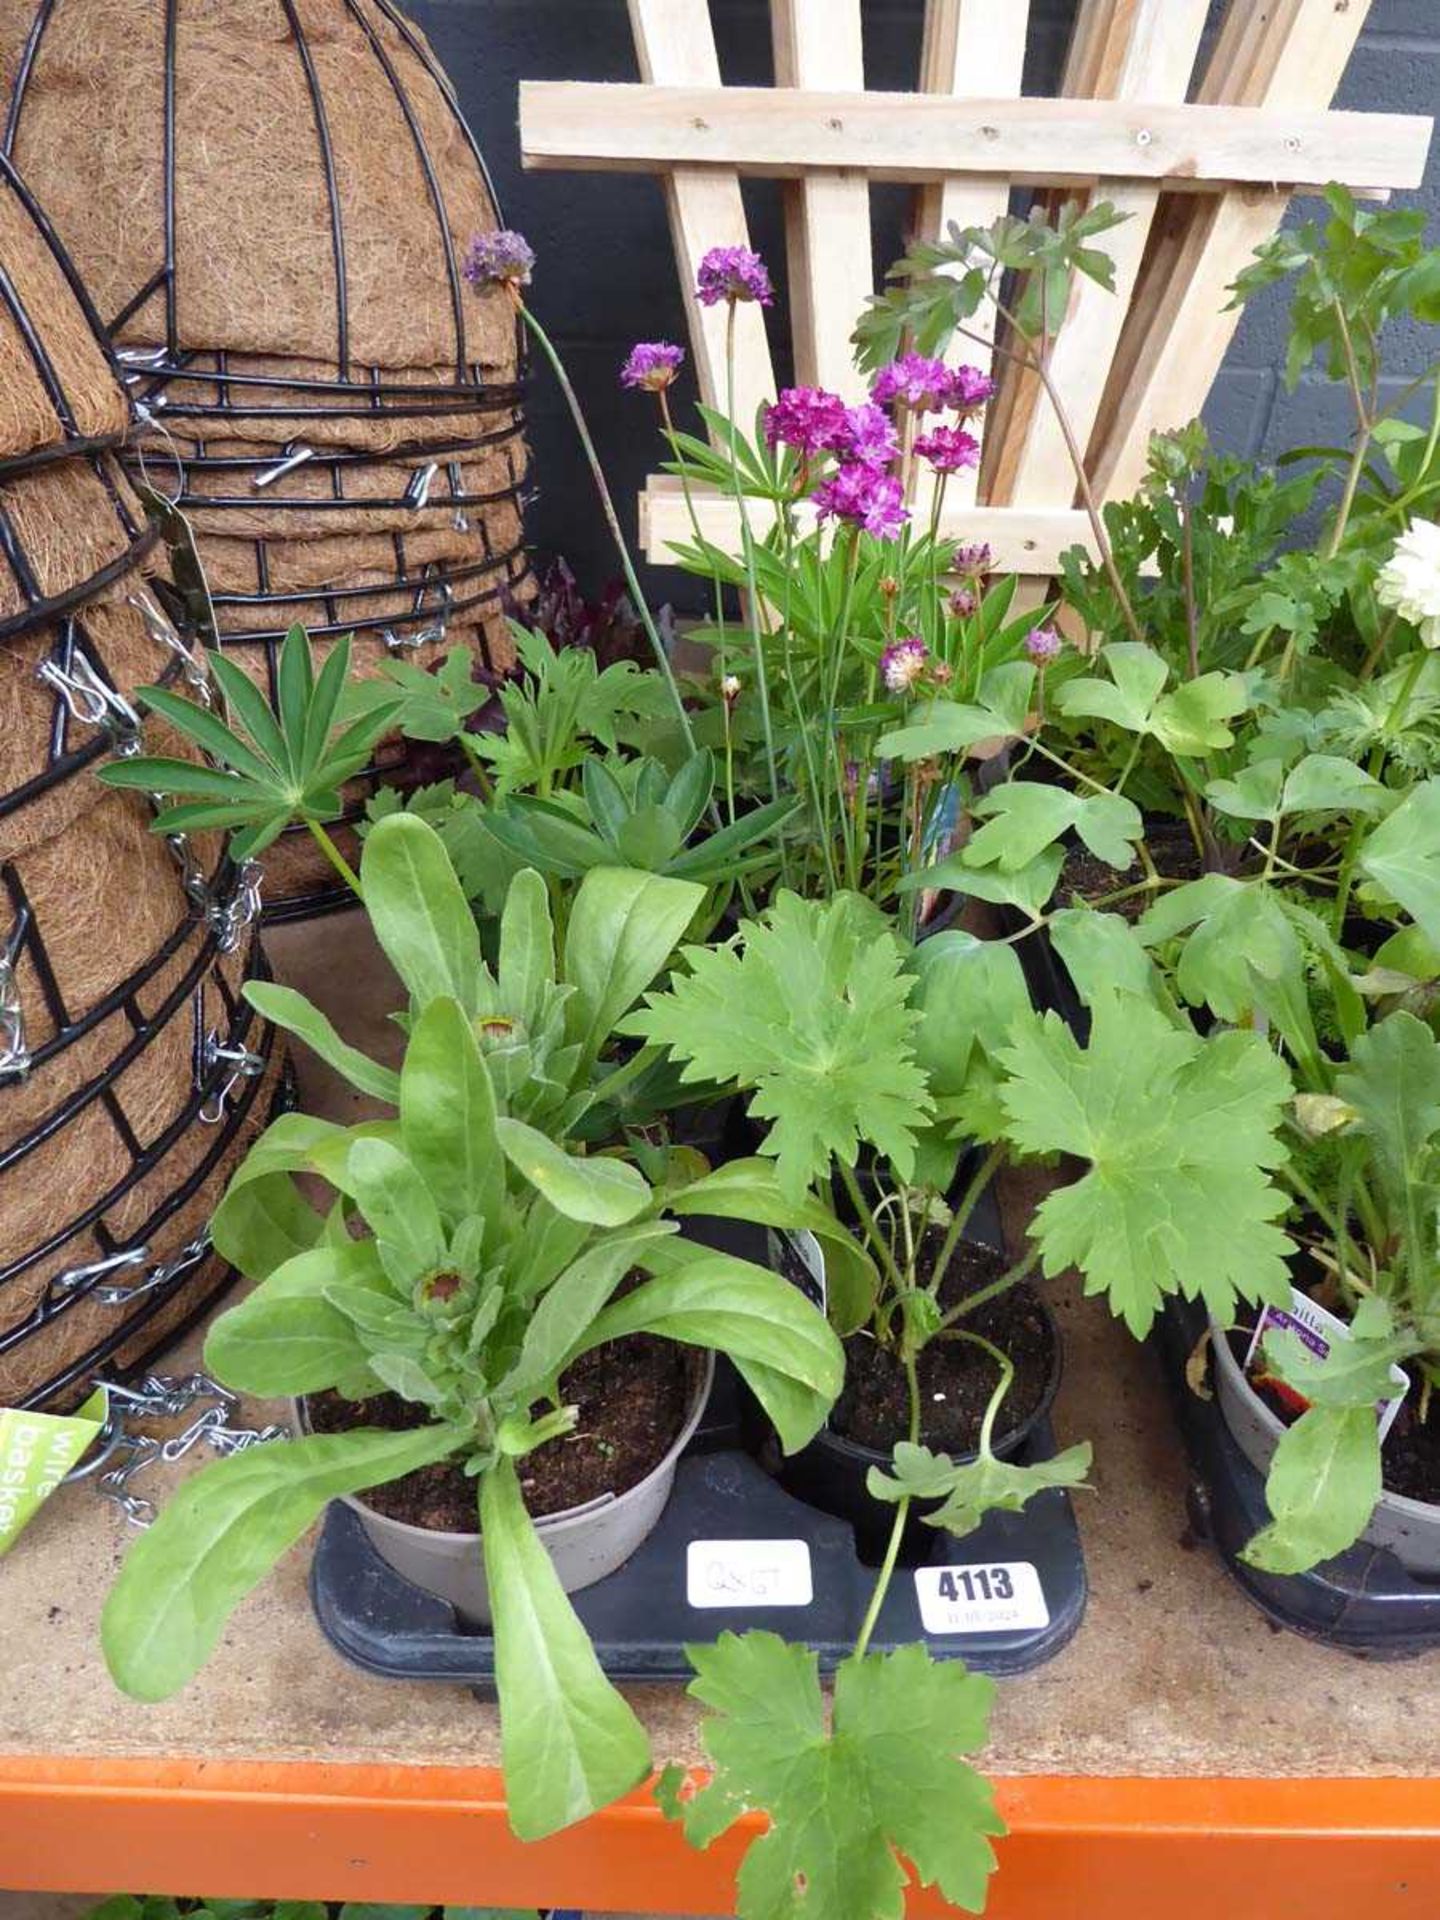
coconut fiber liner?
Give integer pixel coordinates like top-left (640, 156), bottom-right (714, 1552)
top-left (0, 453), bottom-right (156, 636)
top-left (0, 0), bottom-right (519, 391)
top-left (0, 999), bottom-right (281, 1410)
top-left (0, 156), bottom-right (129, 470)
top-left (151, 424), bottom-right (529, 540)
top-left (0, 584), bottom-right (200, 854)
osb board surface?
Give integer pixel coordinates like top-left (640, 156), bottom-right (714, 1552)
top-left (1, 911), bottom-right (1438, 1780)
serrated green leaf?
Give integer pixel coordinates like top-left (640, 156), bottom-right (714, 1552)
top-left (1139, 876), bottom-right (1303, 1024)
top-left (666, 1633), bottom-right (1002, 1920)
top-left (998, 992), bottom-right (1294, 1336)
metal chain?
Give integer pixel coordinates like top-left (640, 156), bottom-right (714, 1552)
top-left (0, 935), bottom-right (27, 1080)
top-left (36, 653), bottom-right (143, 755)
top-left (127, 586), bottom-right (212, 707)
top-left (61, 1371), bottom-right (287, 1529)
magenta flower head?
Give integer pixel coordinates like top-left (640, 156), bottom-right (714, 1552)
top-left (764, 385), bottom-right (849, 456)
top-left (914, 424), bottom-right (981, 474)
top-left (812, 464), bottom-right (910, 540)
top-left (463, 229), bottom-right (535, 290)
top-left (1025, 624), bottom-right (1064, 667)
top-left (834, 401), bottom-right (900, 471)
top-left (880, 636), bottom-right (929, 693)
top-left (696, 245), bottom-right (773, 307)
top-left (953, 541), bottom-right (993, 576)
top-left (948, 586), bottom-right (977, 619)
top-left (948, 365), bottom-right (997, 414)
top-left (621, 341), bottom-right (685, 392)
top-left (871, 352), bottom-right (953, 412)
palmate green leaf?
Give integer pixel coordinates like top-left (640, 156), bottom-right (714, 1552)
top-left (1242, 1404), bottom-right (1382, 1574)
top-left (1047, 909), bottom-right (1159, 1008)
top-left (378, 645), bottom-right (489, 744)
top-left (966, 781), bottom-right (1142, 873)
top-left (998, 991), bottom-right (1294, 1336)
top-left (481, 1455), bottom-right (651, 1840)
top-left (661, 1633), bottom-right (1002, 1920)
top-left (1058, 643), bottom-right (1247, 752)
top-left (1139, 875), bottom-right (1304, 1025)
top-left (868, 1439), bottom-right (1093, 1537)
top-left (1359, 779), bottom-right (1440, 947)
top-left (631, 892), bottom-right (931, 1200)
top-left (103, 1424), bottom-right (462, 1701)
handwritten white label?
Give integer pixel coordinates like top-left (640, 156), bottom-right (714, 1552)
top-left (915, 1560), bottom-right (1048, 1635)
top-left (686, 1538), bottom-right (814, 1609)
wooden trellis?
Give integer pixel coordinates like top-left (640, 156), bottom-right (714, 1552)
top-left (521, 0), bottom-right (1432, 587)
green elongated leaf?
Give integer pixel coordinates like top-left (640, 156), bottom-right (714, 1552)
top-left (497, 866), bottom-right (556, 1033)
top-left (347, 1136), bottom-right (448, 1286)
top-left (966, 784), bottom-right (1142, 874)
top-left (204, 1241), bottom-right (386, 1394)
top-left (506, 1194), bottom-right (592, 1303)
top-left (1047, 909), bottom-right (1157, 1008)
top-left (1337, 1008), bottom-right (1440, 1207)
top-left (1359, 779), bottom-right (1440, 948)
top-left (1241, 1404), bottom-right (1382, 1574)
top-left (299, 633), bottom-right (354, 778)
top-left (1261, 1325), bottom-right (1412, 1408)
top-left (667, 794), bottom-right (796, 879)
top-left (275, 624), bottom-right (315, 758)
top-left (482, 800), bottom-right (613, 878)
top-left (361, 813), bottom-right (482, 1011)
top-left (665, 1157), bottom-right (878, 1336)
top-left (666, 749), bottom-right (714, 840)
top-left (580, 1255), bottom-right (844, 1452)
top-left (902, 848), bottom-right (1062, 920)
top-left (103, 1424), bottom-right (462, 1701)
top-left (495, 1117), bottom-right (651, 1225)
top-left (207, 647), bottom-right (292, 776)
top-left (368, 1352), bottom-right (445, 1405)
top-left (615, 804), bottom-right (685, 871)
top-left (130, 681), bottom-right (280, 784)
top-left (661, 1634), bottom-right (1001, 1920)
top-left (226, 1110), bottom-right (398, 1198)
top-left (481, 1456), bottom-right (651, 1840)
top-left (998, 992), bottom-right (1294, 1337)
top-left (400, 997), bottom-right (503, 1233)
top-left (501, 1221), bottom-right (678, 1404)
top-left (244, 981), bottom-right (400, 1103)
top-left (868, 1440), bottom-right (1093, 1537)
top-left (210, 1170), bottom-right (325, 1281)
top-left (563, 867), bottom-right (704, 1071)
top-left (582, 755), bottom-right (631, 844)
top-left (95, 757), bottom-right (272, 801)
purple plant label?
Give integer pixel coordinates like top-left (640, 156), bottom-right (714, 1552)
top-left (1243, 1287), bottom-right (1407, 1441)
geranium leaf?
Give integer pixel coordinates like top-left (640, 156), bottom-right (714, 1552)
top-left (998, 991), bottom-right (1294, 1336)
top-left (868, 1439), bottom-right (1093, 1537)
top-left (662, 1633), bottom-right (1002, 1920)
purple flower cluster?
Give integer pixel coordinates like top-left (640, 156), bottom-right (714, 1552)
top-left (880, 637), bottom-right (929, 692)
top-left (1025, 625), bottom-right (1064, 667)
top-left (914, 424), bottom-right (981, 474)
top-left (950, 366), bottom-right (997, 414)
top-left (621, 341), bottom-right (685, 392)
top-left (869, 354), bottom-right (994, 415)
top-left (764, 386), bottom-right (850, 456)
top-left (834, 401), bottom-right (899, 471)
top-left (696, 246), bottom-right (774, 307)
top-left (953, 542), bottom-right (993, 576)
top-left (463, 229), bottom-right (535, 289)
top-left (813, 466), bottom-right (909, 540)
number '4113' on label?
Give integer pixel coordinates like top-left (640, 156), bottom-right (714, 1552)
top-left (914, 1561), bottom-right (1049, 1635)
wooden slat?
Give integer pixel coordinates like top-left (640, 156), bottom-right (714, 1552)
top-left (914, 0), bottom-right (1030, 515)
top-left (625, 0), bottom-right (774, 424)
top-left (995, 0), bottom-right (1209, 508)
top-left (1091, 0), bottom-right (1376, 500)
top-left (638, 474), bottom-right (1099, 572)
top-left (519, 83), bottom-right (1430, 194)
top-left (771, 0), bottom-right (870, 400)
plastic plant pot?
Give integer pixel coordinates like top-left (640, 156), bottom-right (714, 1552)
top-left (296, 1349), bottom-right (715, 1627)
top-left (1209, 1311), bottom-right (1440, 1578)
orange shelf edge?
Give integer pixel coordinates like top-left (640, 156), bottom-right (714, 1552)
top-left (2, 1757), bottom-right (1439, 1915)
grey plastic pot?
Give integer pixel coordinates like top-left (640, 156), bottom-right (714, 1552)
top-left (296, 1349), bottom-right (715, 1626)
top-left (1209, 1312), bottom-right (1440, 1577)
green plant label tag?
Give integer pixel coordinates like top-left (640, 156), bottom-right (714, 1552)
top-left (0, 1388), bottom-right (108, 1555)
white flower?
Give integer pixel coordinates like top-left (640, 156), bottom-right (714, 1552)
top-left (720, 673), bottom-right (741, 701)
top-left (1376, 517), bottom-right (1440, 649)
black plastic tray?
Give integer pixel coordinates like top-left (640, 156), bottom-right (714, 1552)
top-left (310, 1410), bottom-right (1087, 1690)
top-left (1155, 1296), bottom-right (1440, 1659)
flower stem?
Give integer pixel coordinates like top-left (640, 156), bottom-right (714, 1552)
top-left (935, 1243), bottom-right (1042, 1335)
top-left (839, 1159), bottom-right (908, 1300)
top-left (517, 303), bottom-right (697, 755)
top-left (853, 1349), bottom-right (923, 1662)
top-left (306, 819), bottom-right (364, 899)
top-left (725, 302), bottom-right (781, 810)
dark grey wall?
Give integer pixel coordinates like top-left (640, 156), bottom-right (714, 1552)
top-left (408, 0), bottom-right (1440, 608)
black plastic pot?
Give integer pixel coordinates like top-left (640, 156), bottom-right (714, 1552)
top-left (1155, 1294), bottom-right (1440, 1659)
top-left (777, 1286), bottom-right (1064, 1564)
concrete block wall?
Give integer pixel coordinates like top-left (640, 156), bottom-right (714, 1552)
top-left (407, 0), bottom-right (1440, 607)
